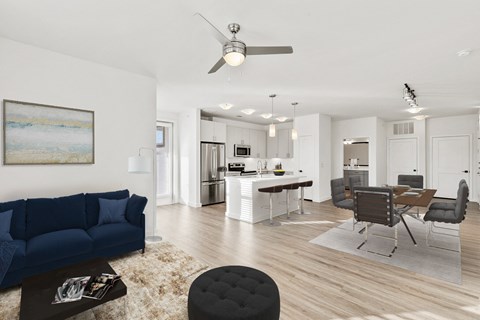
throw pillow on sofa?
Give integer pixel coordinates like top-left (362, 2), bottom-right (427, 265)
top-left (126, 194), bottom-right (148, 226)
top-left (0, 210), bottom-right (13, 241)
top-left (86, 190), bottom-right (130, 228)
top-left (98, 198), bottom-right (129, 225)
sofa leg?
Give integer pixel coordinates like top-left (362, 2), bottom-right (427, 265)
top-left (142, 248), bottom-right (145, 254)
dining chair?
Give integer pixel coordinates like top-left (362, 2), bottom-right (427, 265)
top-left (397, 175), bottom-right (424, 188)
top-left (330, 178), bottom-right (356, 230)
top-left (423, 182), bottom-right (468, 252)
top-left (429, 179), bottom-right (467, 211)
top-left (353, 186), bottom-right (402, 257)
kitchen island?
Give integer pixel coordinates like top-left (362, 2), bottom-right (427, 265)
top-left (225, 174), bottom-right (306, 223)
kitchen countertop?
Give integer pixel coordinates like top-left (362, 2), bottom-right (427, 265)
top-left (225, 174), bottom-right (304, 182)
top-left (343, 166), bottom-right (369, 171)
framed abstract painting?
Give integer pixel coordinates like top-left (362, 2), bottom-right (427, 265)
top-left (2, 100), bottom-right (94, 165)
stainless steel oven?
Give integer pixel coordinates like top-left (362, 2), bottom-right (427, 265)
top-left (234, 144), bottom-right (251, 157)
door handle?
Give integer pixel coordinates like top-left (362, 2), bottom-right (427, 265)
top-left (299, 170), bottom-right (303, 173)
top-left (463, 170), bottom-right (469, 173)
top-left (413, 169), bottom-right (417, 172)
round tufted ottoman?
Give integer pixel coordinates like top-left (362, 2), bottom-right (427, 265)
top-left (188, 265), bottom-right (280, 320)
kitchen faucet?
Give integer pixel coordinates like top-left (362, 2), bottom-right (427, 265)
top-left (257, 160), bottom-right (263, 177)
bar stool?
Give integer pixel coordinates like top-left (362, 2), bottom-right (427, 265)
top-left (298, 180), bottom-right (313, 214)
top-left (258, 185), bottom-right (284, 225)
top-left (282, 183), bottom-right (300, 219)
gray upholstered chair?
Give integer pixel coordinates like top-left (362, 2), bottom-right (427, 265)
top-left (397, 175), bottom-right (424, 188)
top-left (330, 178), bottom-right (353, 210)
top-left (353, 187), bottom-right (401, 257)
top-left (429, 179), bottom-right (467, 211)
top-left (331, 178), bottom-right (356, 230)
top-left (349, 175), bottom-right (363, 190)
top-left (424, 182), bottom-right (468, 252)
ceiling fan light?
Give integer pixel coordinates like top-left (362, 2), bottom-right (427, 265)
top-left (260, 113), bottom-right (272, 119)
top-left (224, 51), bottom-right (245, 66)
top-left (276, 116), bottom-right (288, 122)
top-left (269, 124), bottom-right (276, 137)
top-left (291, 128), bottom-right (298, 140)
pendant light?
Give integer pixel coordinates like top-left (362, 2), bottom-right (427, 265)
top-left (291, 102), bottom-right (298, 140)
top-left (269, 94), bottom-right (276, 137)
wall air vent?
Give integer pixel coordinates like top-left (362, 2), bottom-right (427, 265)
top-left (393, 122), bottom-right (414, 135)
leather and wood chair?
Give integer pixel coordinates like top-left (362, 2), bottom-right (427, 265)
top-left (282, 183), bottom-right (300, 219)
top-left (424, 182), bottom-right (468, 252)
top-left (298, 180), bottom-right (313, 214)
top-left (397, 174), bottom-right (424, 188)
top-left (353, 186), bottom-right (402, 257)
top-left (258, 185), bottom-right (284, 225)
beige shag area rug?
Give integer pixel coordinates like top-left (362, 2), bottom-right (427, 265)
top-left (0, 242), bottom-right (209, 320)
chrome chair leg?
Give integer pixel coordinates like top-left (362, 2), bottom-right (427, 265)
top-left (269, 194), bottom-right (273, 224)
top-left (286, 190), bottom-right (290, 219)
top-left (426, 221), bottom-right (461, 252)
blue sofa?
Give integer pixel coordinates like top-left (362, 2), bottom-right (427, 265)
top-left (0, 189), bottom-right (146, 289)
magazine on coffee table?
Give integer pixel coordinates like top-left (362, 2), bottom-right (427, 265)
top-left (82, 273), bottom-right (121, 300)
top-left (52, 276), bottom-right (91, 304)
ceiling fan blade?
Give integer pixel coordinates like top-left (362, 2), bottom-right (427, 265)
top-left (246, 46), bottom-right (294, 55)
top-left (194, 13), bottom-right (230, 45)
top-left (208, 57), bottom-right (226, 74)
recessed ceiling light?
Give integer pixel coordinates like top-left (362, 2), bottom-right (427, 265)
top-left (260, 113), bottom-right (272, 119)
top-left (276, 116), bottom-right (288, 122)
top-left (219, 103), bottom-right (233, 110)
top-left (241, 108), bottom-right (256, 115)
top-left (407, 106), bottom-right (422, 114)
top-left (413, 115), bottom-right (428, 120)
top-left (457, 49), bottom-right (472, 57)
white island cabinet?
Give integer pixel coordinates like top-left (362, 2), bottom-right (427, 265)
top-left (225, 175), bottom-right (306, 223)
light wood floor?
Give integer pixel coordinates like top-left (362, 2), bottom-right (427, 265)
top-left (157, 200), bottom-right (480, 320)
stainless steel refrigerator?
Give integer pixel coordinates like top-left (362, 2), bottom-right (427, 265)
top-left (201, 142), bottom-right (226, 205)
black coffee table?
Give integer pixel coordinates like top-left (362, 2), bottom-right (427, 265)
top-left (20, 259), bottom-right (127, 320)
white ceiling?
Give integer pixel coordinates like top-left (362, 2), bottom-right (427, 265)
top-left (1, 0), bottom-right (479, 123)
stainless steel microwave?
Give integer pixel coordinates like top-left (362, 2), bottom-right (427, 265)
top-left (234, 144), bottom-right (251, 157)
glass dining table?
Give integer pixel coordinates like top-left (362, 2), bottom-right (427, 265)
top-left (392, 185), bottom-right (437, 245)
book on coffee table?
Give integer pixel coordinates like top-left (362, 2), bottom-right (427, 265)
top-left (82, 273), bottom-right (122, 300)
top-left (52, 276), bottom-right (91, 304)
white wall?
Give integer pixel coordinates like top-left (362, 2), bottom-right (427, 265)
top-left (294, 113), bottom-right (331, 202)
top-left (0, 38), bottom-right (157, 231)
top-left (178, 108), bottom-right (201, 207)
top-left (385, 119), bottom-right (426, 183)
top-left (332, 117), bottom-right (383, 186)
top-left (426, 114), bottom-right (477, 200)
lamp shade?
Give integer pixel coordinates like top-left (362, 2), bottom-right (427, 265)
top-left (269, 124), bottom-right (276, 137)
top-left (291, 128), bottom-right (298, 140)
top-left (128, 155), bottom-right (152, 173)
top-left (224, 51), bottom-right (245, 66)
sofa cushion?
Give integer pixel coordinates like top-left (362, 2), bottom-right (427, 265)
top-left (0, 210), bottom-right (13, 241)
top-left (8, 240), bottom-right (26, 272)
top-left (0, 199), bottom-right (26, 240)
top-left (26, 194), bottom-right (87, 239)
top-left (86, 190), bottom-right (129, 229)
top-left (126, 194), bottom-right (148, 226)
top-left (26, 229), bottom-right (93, 267)
top-left (98, 198), bottom-right (128, 225)
top-left (87, 223), bottom-right (143, 250)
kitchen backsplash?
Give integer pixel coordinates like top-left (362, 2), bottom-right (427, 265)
top-left (227, 157), bottom-right (296, 172)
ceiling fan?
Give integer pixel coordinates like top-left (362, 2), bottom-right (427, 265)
top-left (195, 13), bottom-right (294, 74)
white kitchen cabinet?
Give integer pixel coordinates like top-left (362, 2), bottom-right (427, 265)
top-left (267, 129), bottom-right (293, 158)
top-left (250, 130), bottom-right (267, 158)
top-left (201, 120), bottom-right (226, 143)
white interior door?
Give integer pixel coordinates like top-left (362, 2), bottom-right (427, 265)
top-left (432, 135), bottom-right (470, 198)
top-left (387, 138), bottom-right (418, 185)
top-left (298, 135), bottom-right (314, 200)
